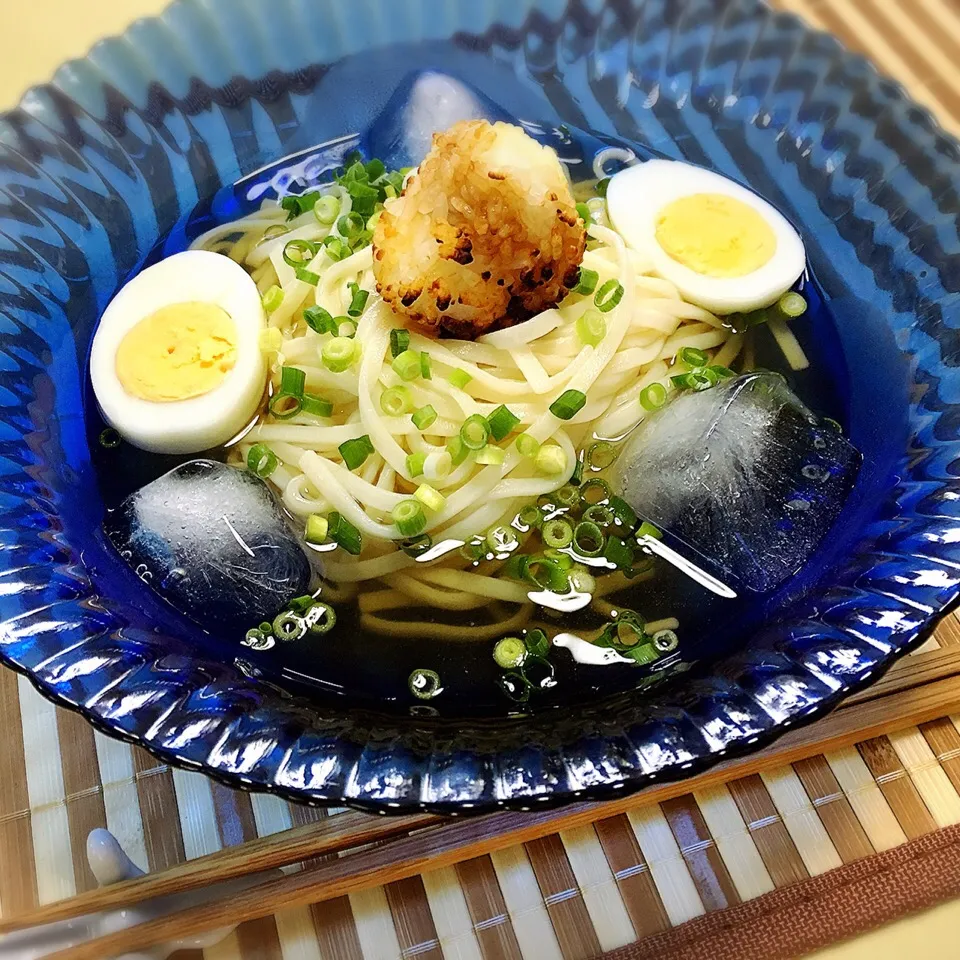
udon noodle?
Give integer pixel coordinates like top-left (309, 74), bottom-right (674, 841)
top-left (191, 173), bottom-right (745, 639)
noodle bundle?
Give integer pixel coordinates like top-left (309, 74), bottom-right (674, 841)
top-left (191, 163), bottom-right (741, 639)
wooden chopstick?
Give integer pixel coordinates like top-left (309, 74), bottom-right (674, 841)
top-left (40, 671), bottom-right (960, 960)
top-left (47, 805), bottom-right (578, 960)
top-left (0, 808), bottom-right (439, 935)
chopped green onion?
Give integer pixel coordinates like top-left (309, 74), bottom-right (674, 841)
top-left (573, 520), bottom-right (606, 557)
top-left (636, 520), bottom-right (663, 541)
top-left (587, 440), bottom-right (618, 470)
top-left (347, 282), bottom-right (369, 317)
top-left (460, 414), bottom-right (490, 451)
top-left (596, 177), bottom-right (610, 197)
top-left (576, 310), bottom-right (606, 347)
top-left (273, 610), bottom-right (306, 641)
top-left (285, 595), bottom-right (314, 615)
top-left (554, 484), bottom-right (581, 508)
top-left (304, 514), bottom-right (329, 544)
top-left (389, 328), bottom-right (411, 358)
top-left (574, 268), bottom-right (599, 296)
top-left (322, 235), bottom-right (348, 261)
top-left (280, 366), bottom-right (306, 397)
top-left (392, 499), bottom-right (427, 537)
top-left (304, 601), bottom-right (336, 635)
top-left (603, 534), bottom-right (635, 569)
top-left (583, 504), bottom-right (615, 528)
top-left (260, 327), bottom-right (283, 354)
top-left (572, 452), bottom-right (585, 485)
top-left (280, 196), bottom-right (305, 219)
top-left (487, 405), bottom-right (520, 442)
top-left (337, 212), bottom-right (365, 239)
top-left (568, 565), bottom-right (596, 593)
top-left (392, 349), bottom-right (421, 381)
top-left (301, 393), bottom-right (334, 418)
top-left (525, 557), bottom-right (568, 592)
top-left (412, 405), bottom-right (438, 430)
top-left (296, 267), bottom-right (320, 285)
top-left (99, 427), bottom-right (121, 449)
top-left (314, 194), bottom-right (340, 224)
top-left (494, 637), bottom-right (527, 669)
top-left (365, 158), bottom-right (386, 179)
top-left (625, 644), bottom-right (659, 665)
top-left (608, 495), bottom-right (639, 532)
top-left (460, 540), bottom-right (486, 562)
top-left (679, 346), bottom-right (709, 367)
top-left (515, 433), bottom-right (540, 458)
top-left (448, 368), bottom-right (472, 390)
top-left (380, 385), bottom-right (413, 416)
top-left (653, 629), bottom-right (679, 653)
top-left (518, 504), bottom-right (542, 529)
top-left (777, 291), bottom-right (807, 318)
top-left (541, 517), bottom-right (574, 549)
top-left (502, 553), bottom-right (530, 581)
top-left (524, 629), bottom-right (550, 658)
top-left (408, 668), bottom-right (442, 700)
top-left (260, 223), bottom-right (289, 243)
top-left (535, 443), bottom-right (567, 476)
top-left (327, 511), bottom-right (362, 555)
top-left (282, 238), bottom-right (318, 268)
top-left (269, 393), bottom-right (302, 419)
top-left (339, 434), bottom-right (374, 471)
top-left (446, 435), bottom-right (470, 466)
top-left (406, 451), bottom-right (427, 477)
top-left (247, 443), bottom-right (277, 478)
top-left (337, 319), bottom-right (357, 338)
top-left (486, 525), bottom-right (519, 554)
top-left (710, 364), bottom-right (736, 379)
top-left (543, 549), bottom-right (572, 569)
top-left (498, 671), bottom-right (532, 703)
top-left (594, 278), bottom-right (624, 312)
top-left (580, 478), bottom-right (612, 505)
top-left (415, 484), bottom-right (446, 512)
top-left (476, 446), bottom-right (505, 465)
top-left (422, 452), bottom-right (452, 481)
top-left (420, 351), bottom-right (432, 380)
top-left (245, 628), bottom-right (267, 646)
top-left (640, 382), bottom-right (667, 411)
top-left (322, 337), bottom-right (358, 373)
top-left (677, 367), bottom-right (719, 391)
top-left (346, 184), bottom-right (378, 216)
top-left (550, 389), bottom-right (587, 421)
top-left (261, 285), bottom-right (284, 314)
top-left (575, 201), bottom-right (592, 225)
top-left (522, 654), bottom-right (557, 690)
top-left (303, 305), bottom-right (337, 335)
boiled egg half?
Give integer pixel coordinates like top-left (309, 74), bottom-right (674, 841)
top-left (91, 250), bottom-right (267, 454)
top-left (606, 159), bottom-right (805, 314)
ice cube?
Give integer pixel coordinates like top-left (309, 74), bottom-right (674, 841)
top-left (104, 460), bottom-right (312, 636)
top-left (614, 373), bottom-right (860, 593)
top-left (362, 71), bottom-right (514, 169)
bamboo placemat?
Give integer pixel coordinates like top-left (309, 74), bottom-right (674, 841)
top-left (4, 1), bottom-right (960, 958)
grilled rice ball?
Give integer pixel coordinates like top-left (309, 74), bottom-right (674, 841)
top-left (372, 120), bottom-right (587, 339)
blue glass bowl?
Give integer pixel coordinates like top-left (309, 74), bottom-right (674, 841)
top-left (2, 0), bottom-right (959, 812)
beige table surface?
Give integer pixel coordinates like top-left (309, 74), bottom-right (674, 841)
top-left (0, 2), bottom-right (956, 959)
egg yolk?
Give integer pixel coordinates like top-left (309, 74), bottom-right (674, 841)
top-left (655, 193), bottom-right (776, 278)
top-left (115, 302), bottom-right (237, 402)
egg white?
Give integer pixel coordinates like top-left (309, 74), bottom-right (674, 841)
top-left (90, 250), bottom-right (267, 454)
top-left (606, 159), bottom-right (806, 314)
